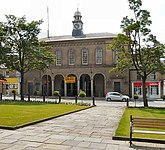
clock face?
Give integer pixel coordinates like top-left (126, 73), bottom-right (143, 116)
top-left (74, 23), bottom-right (80, 29)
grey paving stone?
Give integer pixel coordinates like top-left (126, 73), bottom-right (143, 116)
top-left (62, 139), bottom-right (80, 146)
top-left (44, 138), bottom-right (66, 144)
top-left (0, 131), bottom-right (14, 139)
top-left (20, 135), bottom-right (49, 143)
top-left (88, 142), bottom-right (107, 149)
top-left (105, 144), bottom-right (119, 150)
top-left (49, 134), bottom-right (76, 140)
top-left (0, 138), bottom-right (17, 144)
top-left (71, 147), bottom-right (96, 150)
top-left (74, 137), bottom-right (102, 143)
top-left (77, 141), bottom-right (91, 148)
top-left (0, 143), bottom-right (12, 150)
top-left (3, 144), bottom-right (27, 150)
top-left (14, 140), bottom-right (42, 148)
top-left (39, 143), bottom-right (71, 150)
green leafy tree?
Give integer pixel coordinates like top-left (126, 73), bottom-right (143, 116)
top-left (0, 15), bottom-right (55, 101)
top-left (109, 0), bottom-right (165, 107)
top-left (0, 74), bottom-right (5, 80)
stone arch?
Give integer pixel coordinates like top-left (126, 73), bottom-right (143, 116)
top-left (80, 74), bottom-right (91, 97)
top-left (54, 74), bottom-right (64, 96)
top-left (66, 74), bottom-right (77, 96)
top-left (93, 73), bottom-right (105, 97)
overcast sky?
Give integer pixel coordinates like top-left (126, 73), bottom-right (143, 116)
top-left (0, 0), bottom-right (165, 43)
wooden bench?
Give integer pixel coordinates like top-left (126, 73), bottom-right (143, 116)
top-left (130, 115), bottom-right (165, 146)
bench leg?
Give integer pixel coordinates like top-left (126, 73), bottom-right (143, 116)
top-left (130, 139), bottom-right (132, 147)
top-left (130, 115), bottom-right (133, 147)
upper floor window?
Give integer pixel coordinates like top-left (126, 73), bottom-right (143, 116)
top-left (82, 48), bottom-right (88, 65)
top-left (5, 71), bottom-right (9, 77)
top-left (56, 50), bottom-right (62, 66)
top-left (137, 73), bottom-right (141, 80)
top-left (96, 47), bottom-right (103, 64)
top-left (114, 48), bottom-right (119, 64)
top-left (150, 72), bottom-right (156, 80)
top-left (69, 49), bottom-right (75, 65)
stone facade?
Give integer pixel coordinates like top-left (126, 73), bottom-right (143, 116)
top-left (24, 33), bottom-right (129, 97)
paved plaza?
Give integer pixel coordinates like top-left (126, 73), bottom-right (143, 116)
top-left (0, 99), bottom-right (165, 150)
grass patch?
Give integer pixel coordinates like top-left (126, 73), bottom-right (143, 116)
top-left (0, 101), bottom-right (90, 127)
top-left (115, 107), bottom-right (165, 140)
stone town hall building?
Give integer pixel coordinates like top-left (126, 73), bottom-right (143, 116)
top-left (24, 9), bottom-right (163, 98)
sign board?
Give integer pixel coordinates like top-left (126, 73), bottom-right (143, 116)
top-left (64, 76), bottom-right (76, 83)
top-left (134, 82), bottom-right (159, 86)
top-left (5, 78), bottom-right (18, 83)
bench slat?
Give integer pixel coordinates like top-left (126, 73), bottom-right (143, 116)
top-left (133, 122), bottom-right (165, 125)
top-left (133, 130), bottom-right (165, 135)
top-left (134, 117), bottom-right (165, 121)
top-left (134, 119), bottom-right (165, 123)
top-left (133, 125), bottom-right (165, 129)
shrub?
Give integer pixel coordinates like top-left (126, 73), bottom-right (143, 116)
top-left (34, 91), bottom-right (38, 96)
top-left (161, 95), bottom-right (165, 100)
top-left (78, 91), bottom-right (86, 98)
top-left (133, 94), bottom-right (139, 100)
top-left (12, 90), bottom-right (16, 94)
top-left (53, 90), bottom-right (60, 97)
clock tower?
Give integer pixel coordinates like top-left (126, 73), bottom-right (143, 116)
top-left (72, 9), bottom-right (84, 37)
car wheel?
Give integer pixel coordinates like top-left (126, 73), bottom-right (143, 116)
top-left (122, 98), bottom-right (126, 102)
top-left (107, 98), bottom-right (111, 101)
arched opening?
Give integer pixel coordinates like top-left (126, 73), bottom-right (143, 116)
top-left (94, 74), bottom-right (105, 97)
top-left (54, 75), bottom-right (64, 96)
top-left (42, 75), bottom-right (52, 96)
top-left (80, 74), bottom-right (91, 97)
top-left (66, 74), bottom-right (77, 96)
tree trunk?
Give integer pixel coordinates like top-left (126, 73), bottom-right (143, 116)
top-left (142, 77), bottom-right (148, 107)
top-left (20, 70), bottom-right (24, 101)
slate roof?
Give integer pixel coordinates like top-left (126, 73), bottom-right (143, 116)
top-left (40, 32), bottom-right (117, 42)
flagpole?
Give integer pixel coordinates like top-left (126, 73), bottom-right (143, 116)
top-left (47, 6), bottom-right (50, 38)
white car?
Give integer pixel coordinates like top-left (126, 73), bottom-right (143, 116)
top-left (105, 92), bottom-right (130, 101)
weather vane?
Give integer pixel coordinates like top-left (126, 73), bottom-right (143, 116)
top-left (77, 3), bottom-right (79, 11)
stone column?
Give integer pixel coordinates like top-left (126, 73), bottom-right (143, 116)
top-left (64, 82), bottom-right (67, 96)
top-left (91, 78), bottom-right (93, 97)
top-left (104, 79), bottom-right (106, 96)
top-left (77, 79), bottom-right (80, 95)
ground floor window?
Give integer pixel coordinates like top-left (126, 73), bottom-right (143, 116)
top-left (132, 82), bottom-right (160, 98)
top-left (150, 85), bottom-right (158, 95)
top-left (134, 86), bottom-right (142, 95)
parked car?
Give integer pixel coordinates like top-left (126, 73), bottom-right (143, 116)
top-left (105, 92), bottom-right (130, 101)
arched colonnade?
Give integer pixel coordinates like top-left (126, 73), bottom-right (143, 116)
top-left (42, 73), bottom-right (106, 97)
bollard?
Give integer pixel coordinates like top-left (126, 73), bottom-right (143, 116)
top-left (92, 96), bottom-right (96, 106)
top-left (28, 93), bottom-right (30, 102)
top-left (13, 92), bottom-right (16, 101)
top-left (126, 98), bottom-right (129, 107)
top-left (43, 93), bottom-right (45, 102)
top-left (59, 96), bottom-right (61, 103)
top-left (75, 96), bottom-right (77, 104)
top-left (0, 93), bottom-right (2, 101)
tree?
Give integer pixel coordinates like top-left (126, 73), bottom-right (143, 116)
top-left (0, 15), bottom-right (55, 101)
top-left (109, 0), bottom-right (165, 107)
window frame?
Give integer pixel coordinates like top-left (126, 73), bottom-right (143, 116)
top-left (55, 50), bottom-right (62, 66)
top-left (150, 72), bottom-right (156, 80)
top-left (68, 49), bottom-right (75, 65)
top-left (82, 48), bottom-right (88, 65)
top-left (95, 47), bottom-right (103, 64)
